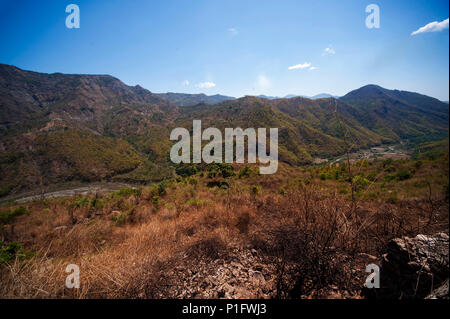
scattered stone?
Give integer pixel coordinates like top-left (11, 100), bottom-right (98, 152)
top-left (358, 253), bottom-right (378, 261)
top-left (144, 248), bottom-right (276, 299)
top-left (249, 270), bottom-right (266, 286)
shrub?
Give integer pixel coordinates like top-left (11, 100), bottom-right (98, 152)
top-left (0, 206), bottom-right (30, 224)
top-left (367, 171), bottom-right (377, 182)
top-left (188, 177), bottom-right (198, 186)
top-left (186, 199), bottom-right (204, 207)
top-left (238, 165), bottom-right (252, 178)
top-left (0, 186), bottom-right (12, 197)
top-left (111, 212), bottom-right (128, 226)
top-left (175, 164), bottom-right (198, 177)
top-left (396, 169), bottom-right (412, 181)
top-left (0, 242), bottom-right (31, 263)
top-left (219, 163), bottom-right (235, 178)
top-left (333, 170), bottom-right (340, 180)
top-left (383, 158), bottom-right (393, 167)
top-left (90, 197), bottom-right (103, 209)
top-left (156, 181), bottom-right (168, 196)
top-left (219, 183), bottom-right (229, 190)
top-left (413, 181), bottom-right (428, 188)
top-left (384, 174), bottom-right (396, 182)
top-left (206, 180), bottom-right (229, 189)
top-left (250, 185), bottom-right (261, 195)
top-left (207, 163), bottom-right (235, 178)
top-left (352, 175), bottom-right (371, 191)
top-left (293, 178), bottom-right (304, 189)
top-left (359, 160), bottom-right (369, 168)
top-left (116, 187), bottom-right (140, 197)
top-left (75, 197), bottom-right (88, 208)
top-left (144, 181), bottom-right (168, 199)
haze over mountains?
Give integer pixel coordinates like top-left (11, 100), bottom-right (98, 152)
top-left (155, 92), bottom-right (236, 106)
top-left (0, 64), bottom-right (448, 197)
top-left (154, 92), bottom-right (339, 106)
top-left (256, 93), bottom-right (339, 101)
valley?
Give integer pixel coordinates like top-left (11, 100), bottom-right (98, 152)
top-left (0, 182), bottom-right (134, 205)
top-left (0, 64), bottom-right (448, 299)
top-left (330, 142), bottom-right (410, 164)
top-left (2, 64), bottom-right (448, 198)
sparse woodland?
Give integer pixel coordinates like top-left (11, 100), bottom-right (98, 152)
top-left (1, 156), bottom-right (448, 298)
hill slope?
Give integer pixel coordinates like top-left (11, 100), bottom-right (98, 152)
top-left (0, 64), bottom-right (177, 137)
top-left (340, 84), bottom-right (449, 142)
top-left (0, 64), bottom-right (178, 195)
top-left (0, 65), bottom-right (448, 197)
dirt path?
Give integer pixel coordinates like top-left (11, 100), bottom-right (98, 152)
top-left (1, 183), bottom-right (134, 204)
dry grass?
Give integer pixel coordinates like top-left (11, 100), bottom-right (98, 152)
top-left (0, 159), bottom-right (448, 298)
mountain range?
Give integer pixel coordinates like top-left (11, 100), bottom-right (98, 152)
top-left (154, 92), bottom-right (338, 106)
top-left (256, 93), bottom-right (338, 100)
top-left (155, 92), bottom-right (235, 106)
top-left (0, 64), bottom-right (448, 196)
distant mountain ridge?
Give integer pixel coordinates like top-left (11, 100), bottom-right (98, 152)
top-left (155, 92), bottom-right (339, 105)
top-left (0, 64), bottom-right (448, 197)
top-left (155, 92), bottom-right (235, 106)
top-left (255, 93), bottom-right (338, 100)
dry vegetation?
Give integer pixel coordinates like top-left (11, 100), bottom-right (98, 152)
top-left (0, 156), bottom-right (448, 299)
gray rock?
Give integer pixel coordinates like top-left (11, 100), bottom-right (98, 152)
top-left (426, 279), bottom-right (449, 299)
top-left (378, 233), bottom-right (449, 299)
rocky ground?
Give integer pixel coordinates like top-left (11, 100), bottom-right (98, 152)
top-left (154, 248), bottom-right (277, 299)
top-left (124, 245), bottom-right (386, 299)
top-left (133, 233), bottom-right (449, 299)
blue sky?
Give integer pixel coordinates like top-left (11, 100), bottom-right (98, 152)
top-left (0, 0), bottom-right (449, 100)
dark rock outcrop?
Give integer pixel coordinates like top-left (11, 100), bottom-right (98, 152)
top-left (376, 233), bottom-right (449, 299)
top-left (426, 279), bottom-right (449, 299)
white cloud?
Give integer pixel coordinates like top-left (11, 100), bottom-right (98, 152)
top-left (256, 75), bottom-right (271, 89)
top-left (322, 46), bottom-right (336, 56)
top-left (196, 81), bottom-right (216, 89)
top-left (411, 18), bottom-right (449, 35)
top-left (228, 27), bottom-right (238, 36)
top-left (182, 80), bottom-right (190, 86)
top-left (288, 62), bottom-right (311, 70)
top-left (309, 66), bottom-right (318, 70)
